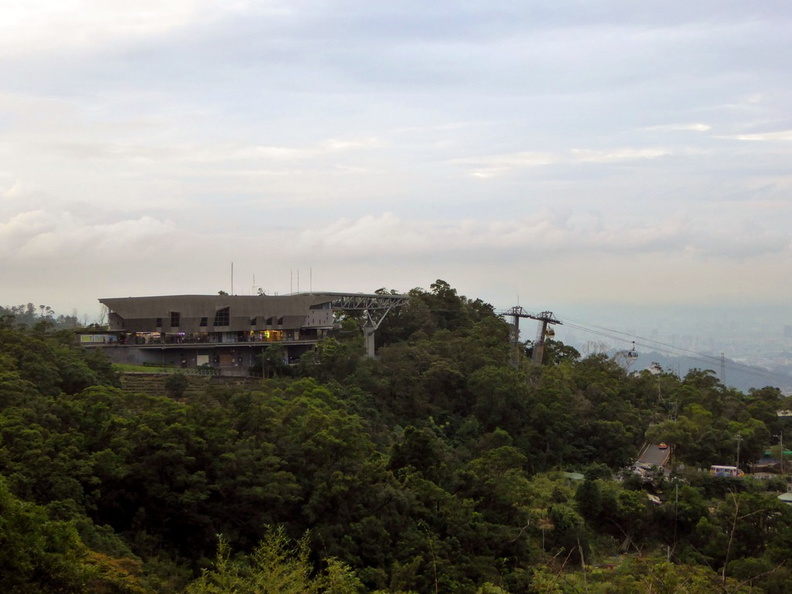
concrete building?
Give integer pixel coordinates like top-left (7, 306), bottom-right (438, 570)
top-left (90, 292), bottom-right (408, 374)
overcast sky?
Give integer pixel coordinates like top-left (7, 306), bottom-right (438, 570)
top-left (2, 1), bottom-right (791, 332)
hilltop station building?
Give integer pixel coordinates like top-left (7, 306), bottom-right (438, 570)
top-left (87, 293), bottom-right (408, 374)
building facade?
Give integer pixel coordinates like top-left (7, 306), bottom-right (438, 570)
top-left (92, 292), bottom-right (407, 374)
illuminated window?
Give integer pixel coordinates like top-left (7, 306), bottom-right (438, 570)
top-left (214, 307), bottom-right (230, 326)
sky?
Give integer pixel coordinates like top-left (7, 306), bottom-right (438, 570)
top-left (1, 1), bottom-right (791, 338)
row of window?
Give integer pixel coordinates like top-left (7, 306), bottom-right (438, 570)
top-left (154, 308), bottom-right (285, 328)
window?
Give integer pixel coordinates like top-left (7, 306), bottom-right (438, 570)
top-left (250, 317), bottom-right (257, 326)
top-left (214, 307), bottom-right (230, 327)
top-left (170, 311), bottom-right (180, 328)
top-left (200, 317), bottom-right (208, 327)
top-left (155, 317), bottom-right (163, 327)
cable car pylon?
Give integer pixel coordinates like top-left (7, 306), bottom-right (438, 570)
top-left (503, 307), bottom-right (562, 366)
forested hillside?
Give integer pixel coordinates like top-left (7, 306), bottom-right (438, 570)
top-left (0, 303), bottom-right (83, 329)
top-left (1, 283), bottom-right (791, 593)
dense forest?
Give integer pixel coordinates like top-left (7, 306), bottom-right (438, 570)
top-left (1, 281), bottom-right (791, 593)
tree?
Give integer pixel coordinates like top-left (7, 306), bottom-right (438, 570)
top-left (164, 373), bottom-right (189, 399)
top-left (186, 528), bottom-right (363, 593)
top-left (527, 339), bottom-right (580, 366)
top-left (0, 476), bottom-right (92, 592)
top-left (261, 344), bottom-right (288, 378)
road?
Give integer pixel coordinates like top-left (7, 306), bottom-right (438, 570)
top-left (638, 444), bottom-right (671, 467)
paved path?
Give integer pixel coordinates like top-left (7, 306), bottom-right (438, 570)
top-left (638, 444), bottom-right (671, 467)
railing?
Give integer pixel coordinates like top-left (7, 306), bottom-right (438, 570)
top-left (102, 334), bottom-right (318, 346)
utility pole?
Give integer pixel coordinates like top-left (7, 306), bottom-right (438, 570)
top-left (775, 432), bottom-right (785, 475)
top-left (504, 306), bottom-right (531, 368)
top-left (735, 434), bottom-right (742, 471)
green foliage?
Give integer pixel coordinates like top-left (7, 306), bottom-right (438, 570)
top-left (0, 475), bottom-right (93, 592)
top-left (165, 373), bottom-right (189, 399)
top-left (186, 528), bottom-right (363, 593)
top-left (298, 337), bottom-right (364, 382)
top-left (643, 366), bottom-right (783, 470)
top-left (0, 323), bottom-right (119, 397)
top-left (547, 556), bottom-right (752, 593)
top-left (0, 283), bottom-right (790, 592)
top-left (260, 343), bottom-right (288, 378)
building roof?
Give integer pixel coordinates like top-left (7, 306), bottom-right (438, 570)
top-left (101, 292), bottom-right (408, 315)
top-left (101, 294), bottom-right (335, 319)
top-left (100, 292), bottom-right (409, 333)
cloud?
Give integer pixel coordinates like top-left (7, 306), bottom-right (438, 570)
top-left (720, 130), bottom-right (792, 141)
top-left (188, 137), bottom-right (386, 162)
top-left (644, 123), bottom-right (711, 132)
top-left (450, 152), bottom-right (557, 178)
top-left (451, 147), bottom-right (670, 177)
top-left (570, 148), bottom-right (671, 163)
top-left (23, 134), bottom-right (384, 165)
top-left (0, 205), bottom-right (177, 261)
top-left (0, 0), bottom-right (223, 57)
top-left (295, 212), bottom-right (789, 261)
